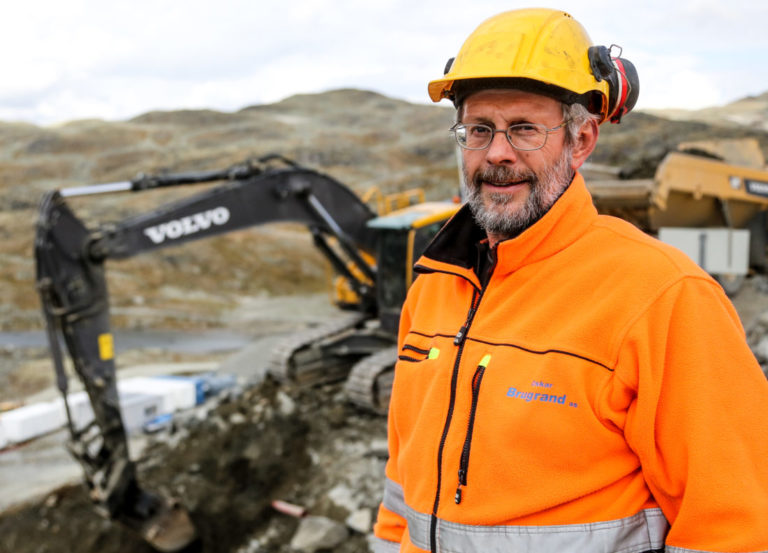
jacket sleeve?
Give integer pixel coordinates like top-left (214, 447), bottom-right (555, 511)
top-left (371, 290), bottom-right (417, 552)
top-left (371, 420), bottom-right (407, 552)
top-left (616, 275), bottom-right (768, 552)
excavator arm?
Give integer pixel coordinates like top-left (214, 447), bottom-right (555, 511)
top-left (34, 156), bottom-right (379, 551)
top-left (72, 156), bottom-right (378, 301)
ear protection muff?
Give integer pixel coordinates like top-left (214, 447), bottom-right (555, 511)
top-left (444, 57), bottom-right (455, 75)
top-left (588, 45), bottom-right (639, 123)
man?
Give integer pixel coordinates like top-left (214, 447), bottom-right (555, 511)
top-left (372, 8), bottom-right (768, 553)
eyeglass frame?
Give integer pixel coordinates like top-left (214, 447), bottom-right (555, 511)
top-left (450, 120), bottom-right (570, 152)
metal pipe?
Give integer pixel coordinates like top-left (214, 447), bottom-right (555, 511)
top-left (60, 181), bottom-right (133, 197)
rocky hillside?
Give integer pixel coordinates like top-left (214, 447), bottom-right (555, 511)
top-left (2, 88), bottom-right (768, 334)
top-left (0, 89), bottom-right (458, 332)
top-left (646, 91), bottom-right (768, 131)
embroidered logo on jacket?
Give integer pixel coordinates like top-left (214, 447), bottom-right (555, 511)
top-left (506, 380), bottom-right (578, 408)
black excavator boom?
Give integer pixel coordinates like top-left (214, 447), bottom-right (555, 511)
top-left (34, 156), bottom-right (380, 551)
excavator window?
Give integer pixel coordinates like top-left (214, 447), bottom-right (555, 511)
top-left (411, 222), bottom-right (444, 275)
top-left (377, 229), bottom-right (409, 332)
top-left (376, 220), bottom-right (446, 333)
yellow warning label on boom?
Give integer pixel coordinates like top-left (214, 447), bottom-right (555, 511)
top-left (98, 333), bottom-right (114, 361)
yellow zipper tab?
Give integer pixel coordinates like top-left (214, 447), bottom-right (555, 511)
top-left (428, 347), bottom-right (440, 360)
top-left (479, 354), bottom-right (491, 367)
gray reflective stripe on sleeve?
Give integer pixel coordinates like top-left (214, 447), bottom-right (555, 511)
top-left (664, 545), bottom-right (752, 553)
top-left (383, 478), bottom-right (669, 552)
top-left (382, 479), bottom-right (431, 547)
top-left (382, 478), bottom-right (407, 518)
top-left (368, 535), bottom-right (401, 553)
top-left (429, 509), bottom-right (669, 553)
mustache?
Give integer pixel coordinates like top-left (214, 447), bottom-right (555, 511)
top-left (472, 165), bottom-right (537, 187)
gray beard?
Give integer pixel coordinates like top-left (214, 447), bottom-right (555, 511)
top-left (462, 147), bottom-right (574, 240)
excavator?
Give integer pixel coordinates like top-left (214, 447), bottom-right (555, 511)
top-left (34, 154), bottom-right (460, 551)
top-left (34, 140), bottom-right (768, 550)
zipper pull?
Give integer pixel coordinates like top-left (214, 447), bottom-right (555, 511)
top-left (455, 290), bottom-right (480, 346)
top-left (454, 325), bottom-right (467, 345)
top-left (455, 361), bottom-right (489, 507)
top-left (455, 468), bottom-right (467, 504)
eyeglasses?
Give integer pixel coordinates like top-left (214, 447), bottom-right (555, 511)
top-left (450, 120), bottom-right (569, 151)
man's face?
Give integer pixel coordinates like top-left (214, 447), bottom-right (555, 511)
top-left (460, 89), bottom-right (575, 242)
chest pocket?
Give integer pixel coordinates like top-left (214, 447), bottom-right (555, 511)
top-left (399, 343), bottom-right (441, 363)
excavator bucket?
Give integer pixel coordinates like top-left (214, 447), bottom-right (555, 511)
top-left (109, 480), bottom-right (197, 552)
top-left (136, 501), bottom-right (198, 552)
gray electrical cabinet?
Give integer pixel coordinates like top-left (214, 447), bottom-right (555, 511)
top-left (658, 227), bottom-right (750, 276)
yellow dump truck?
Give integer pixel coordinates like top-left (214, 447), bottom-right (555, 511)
top-left (587, 139), bottom-right (768, 294)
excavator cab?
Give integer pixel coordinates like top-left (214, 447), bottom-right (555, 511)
top-left (341, 201), bottom-right (459, 415)
top-left (368, 202), bottom-right (459, 333)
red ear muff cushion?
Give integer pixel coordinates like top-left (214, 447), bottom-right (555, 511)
top-left (608, 57), bottom-right (639, 123)
top-left (607, 58), bottom-right (627, 122)
top-left (588, 45), bottom-right (640, 124)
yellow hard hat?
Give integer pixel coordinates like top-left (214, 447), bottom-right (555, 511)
top-left (429, 8), bottom-right (638, 124)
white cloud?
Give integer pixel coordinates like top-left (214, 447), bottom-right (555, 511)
top-left (1, 0), bottom-right (767, 124)
top-left (634, 54), bottom-right (723, 110)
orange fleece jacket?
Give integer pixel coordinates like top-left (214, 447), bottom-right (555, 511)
top-left (374, 173), bottom-right (768, 552)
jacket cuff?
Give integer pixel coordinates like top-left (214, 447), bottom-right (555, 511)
top-left (368, 534), bottom-right (401, 553)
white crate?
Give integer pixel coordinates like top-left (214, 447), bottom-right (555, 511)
top-left (64, 389), bottom-right (164, 433)
top-left (118, 392), bottom-right (163, 432)
top-left (0, 374), bottom-right (208, 445)
top-left (0, 400), bottom-right (66, 444)
top-left (64, 390), bottom-right (96, 431)
top-left (117, 376), bottom-right (200, 413)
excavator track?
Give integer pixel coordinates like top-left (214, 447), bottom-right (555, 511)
top-left (267, 312), bottom-right (369, 385)
top-left (344, 346), bottom-right (397, 414)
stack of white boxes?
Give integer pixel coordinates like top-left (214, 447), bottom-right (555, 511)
top-left (0, 375), bottom-right (207, 448)
top-left (0, 400), bottom-right (67, 447)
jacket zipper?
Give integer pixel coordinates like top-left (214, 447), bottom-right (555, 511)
top-left (455, 357), bottom-right (488, 504)
top-left (429, 246), bottom-right (497, 552)
top-left (429, 288), bottom-right (479, 552)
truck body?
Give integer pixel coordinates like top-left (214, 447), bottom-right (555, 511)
top-left (588, 144), bottom-right (768, 292)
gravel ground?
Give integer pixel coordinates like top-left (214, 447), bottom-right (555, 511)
top-left (2, 280), bottom-right (768, 553)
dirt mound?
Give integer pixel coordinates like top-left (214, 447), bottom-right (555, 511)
top-left (0, 378), bottom-right (387, 553)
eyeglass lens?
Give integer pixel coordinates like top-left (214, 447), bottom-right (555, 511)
top-left (455, 124), bottom-right (550, 151)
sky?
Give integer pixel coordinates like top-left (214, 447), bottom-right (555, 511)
top-left (2, 0), bottom-right (767, 126)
